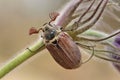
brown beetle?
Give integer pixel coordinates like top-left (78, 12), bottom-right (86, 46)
top-left (29, 12), bottom-right (81, 69)
top-left (46, 32), bottom-right (81, 69)
top-left (29, 23), bottom-right (81, 69)
top-left (45, 29), bottom-right (81, 69)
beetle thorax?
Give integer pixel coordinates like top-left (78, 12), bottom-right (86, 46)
top-left (42, 24), bottom-right (60, 43)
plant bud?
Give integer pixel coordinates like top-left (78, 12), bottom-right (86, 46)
top-left (107, 34), bottom-right (120, 72)
top-left (112, 34), bottom-right (120, 72)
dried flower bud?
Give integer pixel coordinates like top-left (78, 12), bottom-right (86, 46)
top-left (114, 35), bottom-right (120, 48)
top-left (46, 32), bottom-right (81, 69)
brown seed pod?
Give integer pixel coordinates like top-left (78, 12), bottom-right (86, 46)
top-left (46, 32), bottom-right (81, 69)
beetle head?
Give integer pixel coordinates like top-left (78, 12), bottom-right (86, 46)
top-left (42, 23), bottom-right (57, 41)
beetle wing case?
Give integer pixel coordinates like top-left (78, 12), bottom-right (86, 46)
top-left (46, 32), bottom-right (81, 69)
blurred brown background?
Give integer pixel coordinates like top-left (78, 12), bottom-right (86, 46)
top-left (0, 0), bottom-right (120, 80)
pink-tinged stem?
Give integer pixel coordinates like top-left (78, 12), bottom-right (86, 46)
top-left (54, 0), bottom-right (83, 27)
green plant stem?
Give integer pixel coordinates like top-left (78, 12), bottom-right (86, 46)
top-left (83, 29), bottom-right (108, 38)
top-left (0, 39), bottom-right (45, 78)
top-left (0, 29), bottom-right (112, 79)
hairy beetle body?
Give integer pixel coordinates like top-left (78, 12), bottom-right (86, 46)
top-left (29, 23), bottom-right (81, 69)
top-left (46, 32), bottom-right (81, 69)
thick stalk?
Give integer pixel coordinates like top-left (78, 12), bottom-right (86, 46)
top-left (0, 39), bottom-right (45, 78)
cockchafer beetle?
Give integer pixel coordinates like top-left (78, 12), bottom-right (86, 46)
top-left (45, 24), bottom-right (81, 69)
top-left (29, 14), bottom-right (81, 69)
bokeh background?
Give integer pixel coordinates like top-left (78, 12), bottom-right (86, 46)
top-left (0, 0), bottom-right (120, 80)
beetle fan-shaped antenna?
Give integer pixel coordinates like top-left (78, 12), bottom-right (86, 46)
top-left (29, 27), bottom-right (43, 35)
